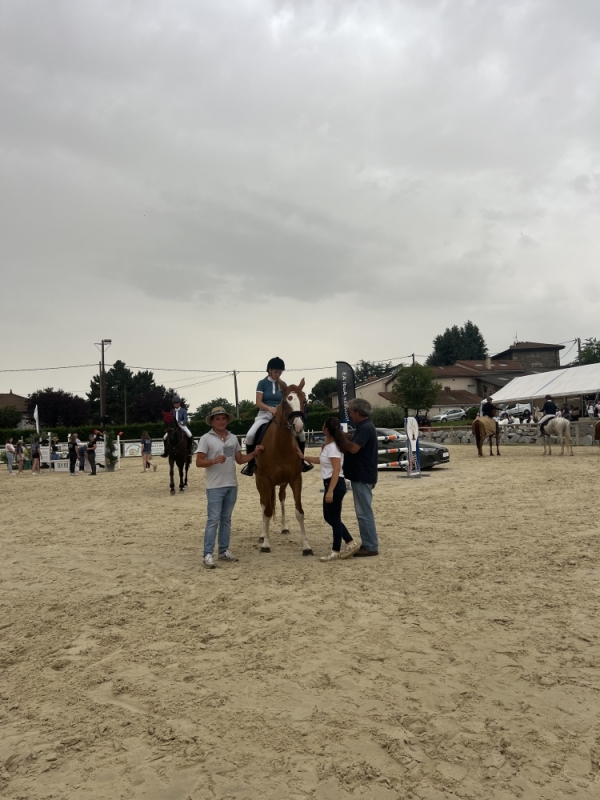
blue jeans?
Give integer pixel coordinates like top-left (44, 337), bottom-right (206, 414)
top-left (351, 481), bottom-right (378, 552)
top-left (204, 486), bottom-right (238, 557)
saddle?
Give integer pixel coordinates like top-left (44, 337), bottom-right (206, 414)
top-left (253, 420), bottom-right (272, 448)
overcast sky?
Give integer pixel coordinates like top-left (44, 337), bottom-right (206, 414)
top-left (1, 0), bottom-right (599, 408)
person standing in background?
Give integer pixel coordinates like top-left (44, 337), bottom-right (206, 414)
top-left (5, 438), bottom-right (15, 475)
top-left (77, 435), bottom-right (86, 472)
top-left (140, 431), bottom-right (157, 473)
top-left (31, 438), bottom-right (41, 475)
top-left (15, 440), bottom-right (25, 474)
top-left (87, 434), bottom-right (97, 476)
top-left (344, 398), bottom-right (380, 557)
top-left (68, 434), bottom-right (79, 475)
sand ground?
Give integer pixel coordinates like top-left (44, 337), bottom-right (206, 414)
top-left (1, 445), bottom-right (599, 800)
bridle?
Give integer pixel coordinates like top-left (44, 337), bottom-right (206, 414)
top-left (272, 394), bottom-right (306, 433)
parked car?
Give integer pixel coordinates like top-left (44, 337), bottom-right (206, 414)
top-left (376, 428), bottom-right (450, 470)
top-left (430, 408), bottom-right (468, 422)
top-left (500, 403), bottom-right (531, 418)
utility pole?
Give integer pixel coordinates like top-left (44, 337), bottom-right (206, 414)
top-left (233, 371), bottom-right (240, 419)
top-left (577, 338), bottom-right (581, 361)
top-left (411, 353), bottom-right (415, 365)
top-left (95, 339), bottom-right (112, 425)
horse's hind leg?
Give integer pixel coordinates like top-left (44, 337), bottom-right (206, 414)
top-left (279, 485), bottom-right (290, 534)
top-left (179, 461), bottom-right (185, 492)
top-left (488, 436), bottom-right (494, 456)
top-left (496, 433), bottom-right (501, 455)
top-left (169, 458), bottom-right (175, 494)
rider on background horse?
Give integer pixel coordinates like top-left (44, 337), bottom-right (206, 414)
top-left (241, 356), bottom-right (313, 477)
top-left (538, 394), bottom-right (557, 435)
top-left (162, 395), bottom-right (194, 457)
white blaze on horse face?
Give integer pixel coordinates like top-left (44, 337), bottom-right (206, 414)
top-left (293, 416), bottom-right (304, 434)
top-left (287, 392), bottom-right (301, 414)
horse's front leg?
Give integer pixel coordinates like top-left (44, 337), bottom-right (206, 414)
top-left (495, 433), bottom-right (501, 455)
top-left (488, 436), bottom-right (493, 456)
top-left (279, 484), bottom-right (290, 534)
top-left (184, 458), bottom-right (190, 486)
top-left (178, 461), bottom-right (185, 492)
top-left (291, 476), bottom-right (312, 556)
top-left (169, 458), bottom-right (175, 494)
top-left (261, 503), bottom-right (272, 552)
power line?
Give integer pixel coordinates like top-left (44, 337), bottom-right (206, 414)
top-left (0, 363), bottom-right (97, 373)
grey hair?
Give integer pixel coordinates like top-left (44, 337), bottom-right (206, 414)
top-left (348, 398), bottom-right (372, 417)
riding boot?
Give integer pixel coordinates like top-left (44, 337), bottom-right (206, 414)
top-left (241, 443), bottom-right (256, 476)
top-left (187, 436), bottom-right (194, 458)
top-left (298, 439), bottom-right (314, 472)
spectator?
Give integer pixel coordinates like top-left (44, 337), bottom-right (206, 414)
top-left (562, 405), bottom-right (572, 421)
top-left (521, 408), bottom-right (532, 423)
top-left (87, 434), bottom-right (97, 476)
top-left (76, 435), bottom-right (87, 471)
top-left (344, 398), bottom-right (379, 557)
top-left (5, 438), bottom-right (15, 475)
top-left (298, 416), bottom-right (360, 562)
top-left (595, 400), bottom-right (600, 418)
top-left (15, 439), bottom-right (25, 474)
top-left (31, 438), bottom-right (41, 475)
top-left (588, 403), bottom-right (595, 419)
top-left (571, 405), bottom-right (580, 422)
top-left (68, 433), bottom-right (79, 476)
top-left (140, 431), bottom-right (157, 473)
top-left (196, 406), bottom-right (263, 569)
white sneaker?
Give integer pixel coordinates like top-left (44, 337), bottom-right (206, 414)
top-left (218, 550), bottom-right (238, 562)
top-left (320, 551), bottom-right (342, 562)
top-left (341, 541), bottom-right (361, 559)
top-left (203, 554), bottom-right (216, 570)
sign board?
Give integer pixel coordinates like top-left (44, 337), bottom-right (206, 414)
top-left (405, 417), bottom-right (421, 478)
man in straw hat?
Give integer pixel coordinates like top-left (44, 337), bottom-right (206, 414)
top-left (196, 406), bottom-right (264, 570)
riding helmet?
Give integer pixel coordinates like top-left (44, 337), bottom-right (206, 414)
top-left (266, 357), bottom-right (285, 372)
top-left (172, 395), bottom-right (181, 403)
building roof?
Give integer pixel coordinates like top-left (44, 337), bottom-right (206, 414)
top-left (434, 388), bottom-right (481, 406)
top-left (454, 359), bottom-right (524, 372)
top-left (379, 388), bottom-right (481, 407)
top-left (0, 391), bottom-right (28, 413)
top-left (493, 341), bottom-right (565, 359)
top-left (429, 365), bottom-right (479, 378)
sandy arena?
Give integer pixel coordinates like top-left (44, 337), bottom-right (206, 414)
top-left (1, 445), bottom-right (599, 800)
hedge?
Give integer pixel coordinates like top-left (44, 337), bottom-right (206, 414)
top-left (0, 410), bottom-right (338, 444)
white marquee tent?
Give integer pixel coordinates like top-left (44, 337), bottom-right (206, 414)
top-left (491, 363), bottom-right (600, 404)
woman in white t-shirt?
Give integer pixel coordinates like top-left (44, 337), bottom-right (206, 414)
top-left (299, 417), bottom-right (360, 562)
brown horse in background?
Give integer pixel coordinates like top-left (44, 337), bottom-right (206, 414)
top-left (254, 379), bottom-right (313, 556)
top-left (472, 416), bottom-right (501, 457)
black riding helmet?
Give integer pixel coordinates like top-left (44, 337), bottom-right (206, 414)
top-left (266, 357), bottom-right (285, 372)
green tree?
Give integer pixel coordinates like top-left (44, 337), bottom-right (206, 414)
top-left (575, 337), bottom-right (600, 365)
top-left (27, 388), bottom-right (90, 428)
top-left (0, 405), bottom-right (22, 428)
top-left (308, 377), bottom-right (337, 407)
top-left (238, 399), bottom-right (257, 419)
top-left (426, 321), bottom-right (488, 366)
top-left (88, 361), bottom-right (178, 424)
top-left (390, 364), bottom-right (441, 413)
top-left (192, 397), bottom-right (236, 421)
top-left (354, 360), bottom-right (394, 384)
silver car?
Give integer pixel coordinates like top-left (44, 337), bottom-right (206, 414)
top-left (430, 408), bottom-right (467, 422)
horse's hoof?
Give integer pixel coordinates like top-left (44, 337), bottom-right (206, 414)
top-left (302, 549), bottom-right (314, 556)
top-left (281, 528), bottom-right (290, 535)
top-left (179, 488), bottom-right (185, 493)
top-left (170, 490), bottom-right (175, 495)
top-left (260, 547), bottom-right (271, 553)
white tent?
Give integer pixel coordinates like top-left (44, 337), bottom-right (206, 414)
top-left (491, 362), bottom-right (600, 404)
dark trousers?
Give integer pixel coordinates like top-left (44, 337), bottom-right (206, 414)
top-left (88, 451), bottom-right (96, 475)
top-left (323, 478), bottom-right (353, 551)
top-left (69, 454), bottom-right (77, 474)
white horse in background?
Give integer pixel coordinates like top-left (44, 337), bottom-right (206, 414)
top-left (539, 417), bottom-right (574, 456)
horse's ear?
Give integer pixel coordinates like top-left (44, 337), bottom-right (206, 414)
top-left (278, 379), bottom-right (288, 393)
top-left (298, 378), bottom-right (305, 391)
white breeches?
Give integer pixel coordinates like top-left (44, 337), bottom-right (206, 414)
top-left (163, 425), bottom-right (192, 440)
top-left (245, 410), bottom-right (274, 445)
top-left (245, 410), bottom-right (305, 446)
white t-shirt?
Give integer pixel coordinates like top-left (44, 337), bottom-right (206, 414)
top-left (197, 430), bottom-right (241, 490)
top-left (319, 442), bottom-right (344, 480)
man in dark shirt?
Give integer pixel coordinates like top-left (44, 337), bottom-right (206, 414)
top-left (344, 398), bottom-right (379, 557)
top-left (539, 394), bottom-right (557, 434)
top-left (481, 397), bottom-right (496, 418)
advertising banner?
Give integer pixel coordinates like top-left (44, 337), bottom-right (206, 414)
top-left (336, 361), bottom-right (356, 428)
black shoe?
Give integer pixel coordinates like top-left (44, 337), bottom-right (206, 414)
top-left (241, 461), bottom-right (255, 477)
top-left (160, 451), bottom-right (168, 458)
top-left (301, 461), bottom-right (314, 472)
top-left (353, 547), bottom-right (379, 557)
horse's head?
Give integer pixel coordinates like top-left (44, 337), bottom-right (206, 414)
top-left (278, 378), bottom-right (307, 434)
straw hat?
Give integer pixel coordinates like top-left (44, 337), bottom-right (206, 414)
top-left (205, 406), bottom-right (234, 425)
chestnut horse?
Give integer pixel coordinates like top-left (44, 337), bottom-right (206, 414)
top-left (254, 379), bottom-right (313, 556)
top-left (472, 416), bottom-right (501, 457)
